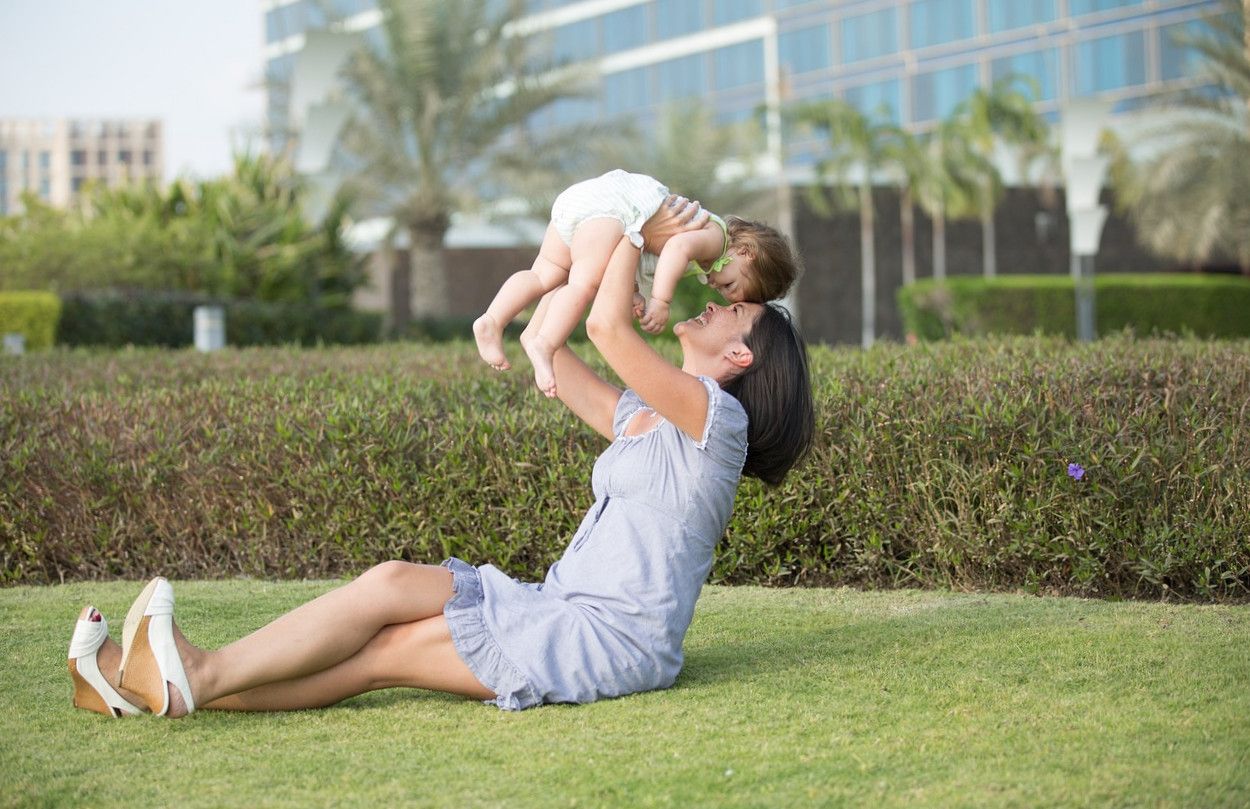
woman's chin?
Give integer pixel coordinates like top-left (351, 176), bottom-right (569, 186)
top-left (672, 320), bottom-right (690, 337)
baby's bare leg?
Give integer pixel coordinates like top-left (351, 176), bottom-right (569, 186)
top-left (524, 218), bottom-right (625, 397)
top-left (474, 225), bottom-right (572, 371)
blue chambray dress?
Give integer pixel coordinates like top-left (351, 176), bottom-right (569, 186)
top-left (441, 376), bottom-right (748, 710)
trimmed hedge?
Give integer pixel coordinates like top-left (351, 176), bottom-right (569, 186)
top-left (0, 291), bottom-right (61, 350)
top-left (56, 291), bottom-right (382, 348)
top-left (1, 339), bottom-right (1248, 600)
top-left (898, 274), bottom-right (1250, 340)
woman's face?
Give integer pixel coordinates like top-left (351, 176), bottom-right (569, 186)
top-left (674, 301), bottom-right (763, 356)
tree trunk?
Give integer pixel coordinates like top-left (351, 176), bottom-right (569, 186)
top-left (407, 217), bottom-right (451, 321)
top-left (981, 209), bottom-right (997, 278)
top-left (900, 186), bottom-right (916, 286)
top-left (933, 209), bottom-right (947, 282)
top-left (860, 183), bottom-right (876, 349)
top-left (387, 243), bottom-right (411, 336)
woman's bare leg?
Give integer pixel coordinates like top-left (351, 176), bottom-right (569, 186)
top-left (474, 225), bottom-right (572, 371)
top-left (202, 615), bottom-right (493, 712)
top-left (162, 561), bottom-right (458, 716)
top-left (524, 218), bottom-right (626, 397)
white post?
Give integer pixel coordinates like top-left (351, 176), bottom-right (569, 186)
top-left (1061, 100), bottom-right (1112, 343)
top-left (193, 306), bottom-right (226, 352)
top-left (3, 333), bottom-right (25, 355)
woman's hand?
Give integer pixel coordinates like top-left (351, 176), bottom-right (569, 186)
top-left (641, 195), bottom-right (710, 252)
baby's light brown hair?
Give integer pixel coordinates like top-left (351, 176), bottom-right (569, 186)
top-left (726, 216), bottom-right (800, 302)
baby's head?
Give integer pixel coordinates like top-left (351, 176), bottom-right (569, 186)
top-left (709, 217), bottom-right (799, 304)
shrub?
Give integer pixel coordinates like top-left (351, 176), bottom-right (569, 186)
top-left (56, 291), bottom-right (382, 348)
top-left (898, 274), bottom-right (1250, 340)
top-left (0, 291), bottom-right (61, 350)
top-left (1, 339), bottom-right (1247, 600)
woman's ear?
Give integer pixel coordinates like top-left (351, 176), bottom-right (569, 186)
top-left (725, 341), bottom-right (754, 370)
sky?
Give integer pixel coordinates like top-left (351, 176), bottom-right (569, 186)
top-left (0, 0), bottom-right (265, 181)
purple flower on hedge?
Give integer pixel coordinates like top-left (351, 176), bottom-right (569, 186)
top-left (1067, 462), bottom-right (1086, 481)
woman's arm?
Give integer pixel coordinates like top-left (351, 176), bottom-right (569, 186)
top-left (585, 239), bottom-right (710, 442)
top-left (534, 289), bottom-right (621, 440)
top-left (551, 345), bottom-right (621, 441)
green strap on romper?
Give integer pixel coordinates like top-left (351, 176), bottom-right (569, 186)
top-left (684, 213), bottom-right (732, 284)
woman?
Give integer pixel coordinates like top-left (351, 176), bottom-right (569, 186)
top-left (67, 197), bottom-right (815, 717)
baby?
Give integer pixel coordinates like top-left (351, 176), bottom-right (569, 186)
top-left (473, 169), bottom-right (798, 396)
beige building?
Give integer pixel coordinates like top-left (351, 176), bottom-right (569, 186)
top-left (0, 118), bottom-right (164, 215)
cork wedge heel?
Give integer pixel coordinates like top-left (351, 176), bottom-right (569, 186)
top-left (119, 578), bottom-right (196, 717)
top-left (67, 607), bottom-right (145, 718)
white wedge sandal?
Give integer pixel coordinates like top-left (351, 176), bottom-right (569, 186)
top-left (68, 607), bottom-right (146, 718)
top-left (119, 577), bottom-right (196, 717)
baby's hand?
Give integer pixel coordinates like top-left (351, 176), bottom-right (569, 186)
top-left (640, 298), bottom-right (670, 334)
top-left (632, 292), bottom-right (647, 320)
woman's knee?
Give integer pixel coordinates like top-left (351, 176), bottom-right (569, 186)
top-left (350, 561), bottom-right (454, 618)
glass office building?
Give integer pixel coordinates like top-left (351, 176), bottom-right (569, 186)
top-left (263, 0), bottom-right (1220, 162)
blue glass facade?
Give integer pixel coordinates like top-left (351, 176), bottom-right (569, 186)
top-left (908, 0), bottom-right (976, 49)
top-left (841, 7), bottom-right (898, 64)
top-left (780, 23), bottom-right (831, 74)
top-left (264, 0), bottom-right (1221, 159)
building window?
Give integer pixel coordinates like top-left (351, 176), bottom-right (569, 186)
top-left (603, 68), bottom-right (650, 117)
top-left (72, 177), bottom-right (85, 193)
top-left (844, 78), bottom-right (903, 123)
top-left (1160, 19), bottom-right (1209, 81)
top-left (654, 53), bottom-right (707, 102)
top-left (713, 0), bottom-right (761, 26)
top-left (546, 96), bottom-right (599, 128)
top-left (991, 48), bottom-right (1059, 101)
top-left (551, 18), bottom-right (599, 64)
top-left (1069, 0), bottom-right (1143, 16)
top-left (655, 0), bottom-right (703, 40)
top-left (1074, 31), bottom-right (1146, 94)
top-left (987, 0), bottom-right (1056, 33)
top-left (72, 150), bottom-right (87, 166)
top-left (38, 151), bottom-right (50, 170)
top-left (143, 151), bottom-right (154, 166)
top-left (909, 0), bottom-right (976, 50)
top-left (781, 23), bottom-right (832, 74)
top-left (39, 179), bottom-right (51, 199)
top-left (0, 149), bottom-right (6, 170)
top-left (842, 7), bottom-right (898, 63)
top-left (265, 3), bottom-right (304, 44)
top-left (97, 150), bottom-right (108, 166)
top-left (714, 39), bottom-right (764, 90)
top-left (118, 150), bottom-right (132, 165)
top-left (912, 62), bottom-right (978, 121)
top-left (603, 5), bottom-right (648, 53)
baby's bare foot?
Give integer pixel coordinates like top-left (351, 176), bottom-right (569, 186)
top-left (522, 334), bottom-right (558, 398)
top-left (473, 314), bottom-right (510, 371)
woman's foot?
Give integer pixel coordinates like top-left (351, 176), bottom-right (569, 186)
top-left (120, 577), bottom-right (199, 718)
top-left (473, 314), bottom-right (510, 371)
top-left (68, 606), bottom-right (146, 717)
top-left (521, 332), bottom-right (557, 398)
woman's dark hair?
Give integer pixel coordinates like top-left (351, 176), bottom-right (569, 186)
top-left (722, 303), bottom-right (815, 486)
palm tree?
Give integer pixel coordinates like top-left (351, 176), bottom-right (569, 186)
top-left (787, 99), bottom-right (895, 348)
top-left (338, 0), bottom-right (585, 325)
top-left (950, 78), bottom-right (1050, 278)
top-left (881, 125), bottom-right (927, 286)
top-left (1108, 0), bottom-right (1250, 274)
top-left (910, 119), bottom-right (982, 282)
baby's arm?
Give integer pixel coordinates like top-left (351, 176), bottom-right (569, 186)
top-left (640, 223), bottom-right (723, 334)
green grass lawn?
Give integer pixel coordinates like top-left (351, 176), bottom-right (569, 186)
top-left (2, 582), bottom-right (1246, 808)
